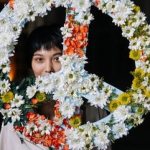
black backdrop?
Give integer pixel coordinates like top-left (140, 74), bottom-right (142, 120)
top-left (0, 1), bottom-right (150, 150)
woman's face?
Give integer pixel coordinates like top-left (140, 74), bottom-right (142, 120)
top-left (31, 47), bottom-right (62, 77)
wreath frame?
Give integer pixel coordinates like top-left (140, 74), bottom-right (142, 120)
top-left (0, 0), bottom-right (150, 149)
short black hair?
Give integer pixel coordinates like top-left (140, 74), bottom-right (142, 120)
top-left (13, 25), bottom-right (63, 83)
top-left (26, 25), bottom-right (63, 69)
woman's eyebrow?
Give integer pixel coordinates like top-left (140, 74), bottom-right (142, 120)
top-left (53, 52), bottom-right (62, 56)
top-left (33, 53), bottom-right (44, 56)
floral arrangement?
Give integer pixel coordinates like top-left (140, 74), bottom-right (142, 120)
top-left (0, 0), bottom-right (150, 149)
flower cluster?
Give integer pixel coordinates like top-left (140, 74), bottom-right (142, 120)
top-left (15, 104), bottom-right (67, 149)
top-left (15, 101), bottom-right (82, 149)
top-left (62, 15), bottom-right (89, 57)
top-left (0, 0), bottom-right (150, 149)
top-left (26, 55), bottom-right (114, 119)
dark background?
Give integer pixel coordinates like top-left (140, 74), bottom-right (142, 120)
top-left (0, 1), bottom-right (150, 150)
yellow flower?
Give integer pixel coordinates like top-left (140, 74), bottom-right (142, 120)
top-left (144, 88), bottom-right (150, 98)
top-left (35, 92), bottom-right (46, 102)
top-left (129, 50), bottom-right (141, 61)
top-left (147, 73), bottom-right (150, 81)
top-left (69, 115), bottom-right (81, 128)
top-left (109, 99), bottom-right (121, 112)
top-left (134, 68), bottom-right (145, 78)
top-left (1, 91), bottom-right (14, 103)
top-left (133, 6), bottom-right (141, 13)
top-left (132, 77), bottom-right (141, 90)
top-left (118, 93), bottom-right (131, 105)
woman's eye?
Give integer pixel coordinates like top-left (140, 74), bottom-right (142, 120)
top-left (53, 56), bottom-right (60, 62)
top-left (35, 58), bottom-right (43, 62)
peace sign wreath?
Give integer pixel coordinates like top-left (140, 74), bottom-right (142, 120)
top-left (0, 0), bottom-right (150, 149)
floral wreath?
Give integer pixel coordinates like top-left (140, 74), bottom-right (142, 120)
top-left (0, 0), bottom-right (150, 149)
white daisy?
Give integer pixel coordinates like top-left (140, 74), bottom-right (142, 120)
top-left (13, 0), bottom-right (30, 19)
top-left (112, 122), bottom-right (128, 139)
top-left (105, 1), bottom-right (116, 13)
top-left (66, 128), bottom-right (86, 150)
top-left (122, 26), bottom-right (135, 39)
top-left (26, 85), bottom-right (37, 99)
top-left (87, 92), bottom-right (107, 108)
top-left (60, 24), bottom-right (73, 39)
top-left (98, 123), bottom-right (110, 135)
top-left (7, 108), bottom-right (21, 123)
top-left (142, 77), bottom-right (149, 87)
top-left (11, 94), bottom-right (24, 108)
top-left (71, 0), bottom-right (91, 12)
top-left (36, 75), bottom-right (54, 93)
top-left (129, 114), bottom-right (143, 126)
top-left (59, 102), bottom-right (75, 118)
top-left (94, 132), bottom-right (109, 150)
top-left (113, 106), bottom-right (131, 122)
top-left (0, 49), bottom-right (9, 66)
top-left (39, 122), bottom-right (52, 135)
top-left (53, 0), bottom-right (70, 8)
top-left (75, 12), bottom-right (94, 25)
top-left (32, 0), bottom-right (48, 17)
top-left (129, 37), bottom-right (143, 50)
top-left (25, 123), bottom-right (38, 136)
top-left (131, 12), bottom-right (146, 28)
top-left (66, 71), bottom-right (77, 83)
top-left (0, 79), bottom-right (10, 94)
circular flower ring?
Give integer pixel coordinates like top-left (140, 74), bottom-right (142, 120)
top-left (0, 0), bottom-right (150, 149)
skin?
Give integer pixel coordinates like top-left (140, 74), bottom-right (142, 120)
top-left (31, 47), bottom-right (62, 77)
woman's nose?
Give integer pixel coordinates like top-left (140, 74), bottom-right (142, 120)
top-left (45, 61), bottom-right (54, 73)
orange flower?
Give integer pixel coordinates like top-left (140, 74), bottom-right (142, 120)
top-left (30, 133), bottom-right (42, 144)
top-left (54, 110), bottom-right (61, 118)
top-left (63, 144), bottom-right (69, 150)
top-left (43, 136), bottom-right (52, 147)
top-left (82, 32), bottom-right (88, 38)
top-left (63, 22), bottom-right (88, 57)
top-left (68, 15), bottom-right (74, 22)
top-left (75, 48), bottom-right (85, 57)
top-left (80, 25), bottom-right (88, 33)
top-left (34, 132), bottom-right (41, 138)
top-left (23, 100), bottom-right (69, 149)
top-left (64, 47), bottom-right (75, 55)
top-left (65, 38), bottom-right (71, 46)
top-left (76, 33), bottom-right (84, 41)
top-left (63, 14), bottom-right (89, 58)
top-left (3, 103), bottom-right (11, 109)
top-left (26, 112), bottom-right (36, 121)
top-left (31, 98), bottom-right (38, 104)
top-left (70, 40), bottom-right (77, 48)
top-left (74, 24), bottom-right (80, 33)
